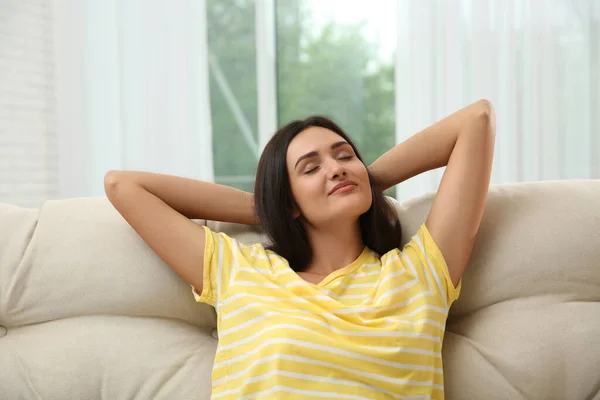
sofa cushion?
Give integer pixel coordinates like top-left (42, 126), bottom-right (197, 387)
top-left (0, 316), bottom-right (215, 399)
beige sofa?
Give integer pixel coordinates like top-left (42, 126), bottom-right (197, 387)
top-left (1, 180), bottom-right (599, 400)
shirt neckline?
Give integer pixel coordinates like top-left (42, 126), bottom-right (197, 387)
top-left (291, 246), bottom-right (372, 288)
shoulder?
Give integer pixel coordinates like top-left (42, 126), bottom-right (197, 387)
top-left (367, 224), bottom-right (442, 264)
top-left (201, 225), bottom-right (258, 252)
top-left (202, 225), bottom-right (287, 268)
top-left (380, 224), bottom-right (461, 304)
top-left (409, 224), bottom-right (461, 302)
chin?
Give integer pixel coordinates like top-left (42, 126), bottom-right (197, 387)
top-left (310, 204), bottom-right (370, 227)
top-left (331, 193), bottom-right (371, 217)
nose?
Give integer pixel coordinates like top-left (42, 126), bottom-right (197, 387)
top-left (326, 158), bottom-right (346, 180)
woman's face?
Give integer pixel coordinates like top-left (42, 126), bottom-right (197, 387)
top-left (286, 127), bottom-right (372, 227)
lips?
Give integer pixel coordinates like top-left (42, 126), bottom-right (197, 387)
top-left (328, 181), bottom-right (357, 195)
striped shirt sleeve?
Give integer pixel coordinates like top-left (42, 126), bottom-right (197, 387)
top-left (400, 223), bottom-right (462, 306)
top-left (191, 226), bottom-right (234, 308)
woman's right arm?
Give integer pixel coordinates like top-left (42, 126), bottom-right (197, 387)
top-left (104, 170), bottom-right (258, 292)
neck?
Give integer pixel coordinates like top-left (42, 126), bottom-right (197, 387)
top-left (304, 219), bottom-right (364, 275)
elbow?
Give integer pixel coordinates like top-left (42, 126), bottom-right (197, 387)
top-left (475, 99), bottom-right (494, 118)
top-left (104, 170), bottom-right (124, 196)
top-left (474, 99), bottom-right (496, 135)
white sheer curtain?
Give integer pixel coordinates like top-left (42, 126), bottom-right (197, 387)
top-left (53, 0), bottom-right (214, 198)
top-left (395, 0), bottom-right (600, 203)
top-left (4, 0), bottom-right (599, 207)
top-left (1, 1), bottom-right (59, 208)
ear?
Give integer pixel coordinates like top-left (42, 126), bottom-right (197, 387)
top-left (292, 207), bottom-right (301, 219)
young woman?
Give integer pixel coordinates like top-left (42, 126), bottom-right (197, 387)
top-left (105, 99), bottom-right (495, 399)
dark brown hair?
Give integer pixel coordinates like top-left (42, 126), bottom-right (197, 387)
top-left (254, 116), bottom-right (401, 272)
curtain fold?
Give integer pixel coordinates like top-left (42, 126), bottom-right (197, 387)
top-left (395, 0), bottom-right (600, 203)
top-left (53, 0), bottom-right (214, 198)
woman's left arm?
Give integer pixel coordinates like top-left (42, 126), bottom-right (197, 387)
top-left (368, 99), bottom-right (496, 286)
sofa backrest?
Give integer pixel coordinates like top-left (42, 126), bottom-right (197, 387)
top-left (0, 198), bottom-right (217, 336)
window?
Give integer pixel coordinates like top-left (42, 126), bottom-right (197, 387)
top-left (207, 0), bottom-right (260, 193)
top-left (276, 0), bottom-right (397, 195)
top-left (207, 0), bottom-right (397, 194)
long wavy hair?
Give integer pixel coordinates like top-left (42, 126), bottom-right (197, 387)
top-left (254, 116), bottom-right (402, 272)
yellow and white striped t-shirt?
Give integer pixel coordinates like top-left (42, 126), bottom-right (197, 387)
top-left (192, 223), bottom-right (461, 399)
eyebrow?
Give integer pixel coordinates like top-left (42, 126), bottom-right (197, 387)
top-left (294, 141), bottom-right (350, 170)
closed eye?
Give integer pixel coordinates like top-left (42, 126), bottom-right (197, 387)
top-left (304, 155), bottom-right (353, 174)
top-left (304, 166), bottom-right (319, 174)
